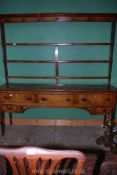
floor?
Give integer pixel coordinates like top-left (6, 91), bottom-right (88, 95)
top-left (0, 125), bottom-right (106, 150)
top-left (1, 125), bottom-right (117, 175)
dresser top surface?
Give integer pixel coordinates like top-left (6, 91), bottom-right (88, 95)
top-left (0, 83), bottom-right (117, 93)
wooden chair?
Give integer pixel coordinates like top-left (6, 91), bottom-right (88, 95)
top-left (0, 146), bottom-right (86, 175)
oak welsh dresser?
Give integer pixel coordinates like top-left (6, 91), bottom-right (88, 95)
top-left (0, 13), bottom-right (117, 153)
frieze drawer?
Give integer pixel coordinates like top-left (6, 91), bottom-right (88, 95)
top-left (0, 92), bottom-right (35, 103)
top-left (87, 107), bottom-right (113, 115)
top-left (0, 104), bottom-right (23, 113)
top-left (38, 94), bottom-right (73, 106)
top-left (75, 94), bottom-right (114, 107)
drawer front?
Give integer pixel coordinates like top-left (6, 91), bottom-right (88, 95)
top-left (0, 92), bottom-right (35, 103)
top-left (75, 94), bottom-right (114, 107)
top-left (93, 94), bottom-right (114, 106)
top-left (1, 104), bottom-right (23, 113)
top-left (95, 107), bottom-right (113, 114)
top-left (38, 94), bottom-right (73, 106)
top-left (0, 92), bottom-right (17, 102)
top-left (86, 107), bottom-right (113, 114)
top-left (75, 94), bottom-right (94, 107)
top-left (18, 94), bottom-right (35, 103)
top-left (0, 92), bottom-right (115, 110)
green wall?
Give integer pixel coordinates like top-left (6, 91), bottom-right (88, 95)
top-left (0, 0), bottom-right (117, 119)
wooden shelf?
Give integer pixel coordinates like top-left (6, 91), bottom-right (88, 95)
top-left (0, 13), bottom-right (117, 22)
top-left (0, 13), bottom-right (116, 86)
top-left (5, 59), bottom-right (111, 63)
top-left (6, 75), bottom-right (109, 80)
top-left (4, 42), bottom-right (112, 46)
top-left (0, 83), bottom-right (116, 92)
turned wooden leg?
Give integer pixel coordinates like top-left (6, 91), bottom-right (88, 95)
top-left (103, 115), bottom-right (107, 128)
top-left (96, 114), bottom-right (117, 153)
top-left (103, 114), bottom-right (113, 147)
top-left (0, 111), bottom-right (5, 136)
top-left (9, 112), bottom-right (13, 125)
top-left (105, 114), bottom-right (117, 153)
top-left (96, 114), bottom-right (112, 147)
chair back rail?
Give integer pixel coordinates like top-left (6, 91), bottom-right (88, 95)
top-left (0, 147), bottom-right (86, 175)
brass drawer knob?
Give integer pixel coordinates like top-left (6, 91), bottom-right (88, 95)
top-left (4, 96), bottom-right (10, 100)
top-left (26, 97), bottom-right (32, 101)
top-left (81, 98), bottom-right (86, 102)
top-left (66, 98), bottom-right (71, 102)
top-left (106, 98), bottom-right (110, 102)
top-left (102, 108), bottom-right (106, 112)
top-left (41, 97), bottom-right (47, 101)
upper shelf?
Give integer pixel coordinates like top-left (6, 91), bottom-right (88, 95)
top-left (0, 13), bottom-right (117, 23)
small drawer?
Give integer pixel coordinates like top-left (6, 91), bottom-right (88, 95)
top-left (0, 93), bottom-right (16, 102)
top-left (95, 107), bottom-right (113, 114)
top-left (76, 94), bottom-right (95, 107)
top-left (1, 104), bottom-right (23, 113)
top-left (0, 92), bottom-right (35, 103)
top-left (94, 94), bottom-right (114, 106)
top-left (38, 94), bottom-right (73, 106)
top-left (75, 94), bottom-right (114, 107)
